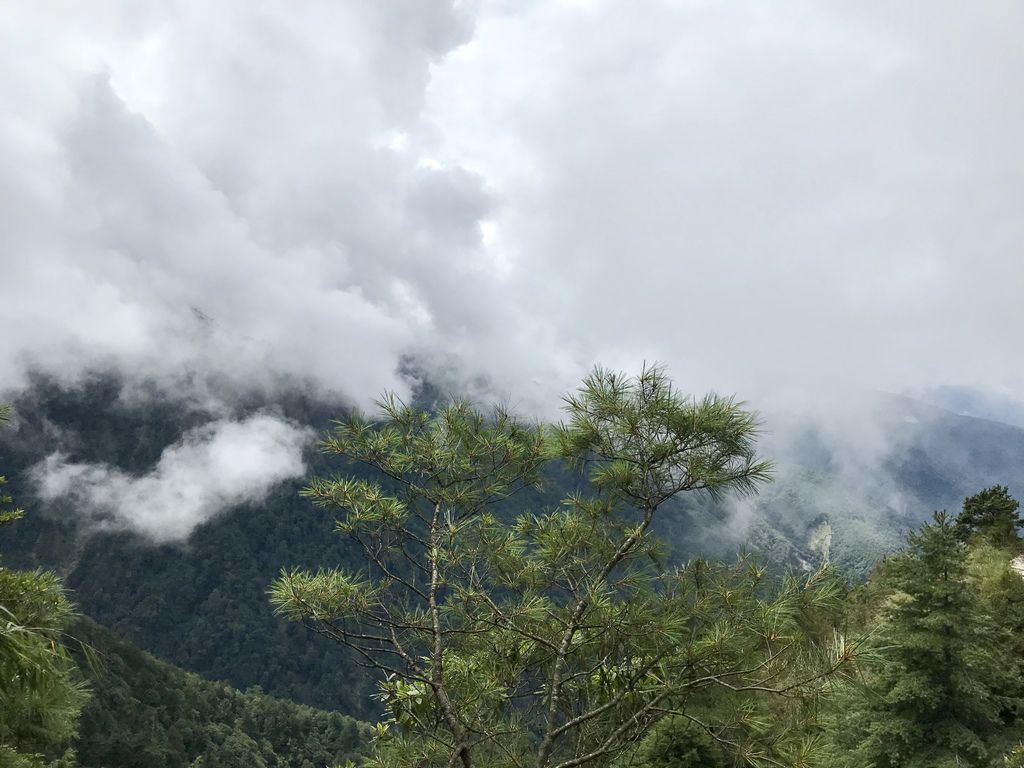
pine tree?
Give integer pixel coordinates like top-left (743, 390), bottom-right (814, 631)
top-left (621, 717), bottom-right (726, 767)
top-left (830, 511), bottom-right (1017, 767)
top-left (272, 366), bottom-right (854, 768)
top-left (955, 485), bottom-right (1023, 546)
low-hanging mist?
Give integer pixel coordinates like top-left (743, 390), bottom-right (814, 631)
top-left (31, 413), bottom-right (312, 541)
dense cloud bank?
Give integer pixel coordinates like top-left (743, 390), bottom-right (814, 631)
top-left (425, 0), bottom-right (1024, 405)
top-left (0, 1), bottom-right (569, 412)
top-left (4, 1), bottom-right (1024, 538)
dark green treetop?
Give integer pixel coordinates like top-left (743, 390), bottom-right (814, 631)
top-left (955, 485), bottom-right (1023, 546)
top-left (828, 511), bottom-right (1019, 768)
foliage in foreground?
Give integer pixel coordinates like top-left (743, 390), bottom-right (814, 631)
top-left (272, 367), bottom-right (861, 767)
top-left (826, 491), bottom-right (1024, 767)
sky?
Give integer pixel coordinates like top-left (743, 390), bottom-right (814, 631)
top-left (3, 1), bottom-right (1024, 538)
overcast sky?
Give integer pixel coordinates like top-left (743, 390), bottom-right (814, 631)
top-left (4, 1), bottom-right (1024, 413)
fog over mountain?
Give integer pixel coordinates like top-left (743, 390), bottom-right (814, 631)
top-left (32, 414), bottom-right (312, 541)
top-left (4, 1), bottom-right (1024, 538)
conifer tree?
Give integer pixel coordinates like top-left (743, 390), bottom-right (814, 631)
top-left (272, 367), bottom-right (854, 768)
top-left (830, 511), bottom-right (1017, 767)
top-left (955, 485), bottom-right (1023, 546)
top-left (621, 717), bottom-right (726, 767)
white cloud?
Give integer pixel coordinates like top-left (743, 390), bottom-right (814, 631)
top-left (32, 414), bottom-right (312, 541)
top-left (0, 1), bottom-right (554, 408)
top-left (424, 0), bottom-right (1024, 408)
top-left (5, 2), bottom-right (1024, 414)
top-left (5, 1), bottom-right (1024, 539)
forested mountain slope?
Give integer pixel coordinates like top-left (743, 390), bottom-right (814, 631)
top-left (4, 374), bottom-right (1024, 716)
top-left (70, 617), bottom-right (368, 768)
